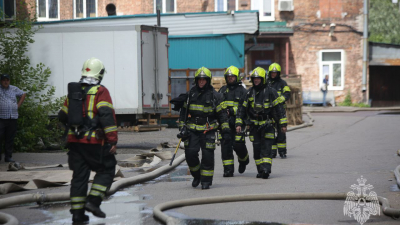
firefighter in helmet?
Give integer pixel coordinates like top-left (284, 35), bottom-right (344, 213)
top-left (267, 63), bottom-right (291, 158)
top-left (219, 66), bottom-right (249, 177)
top-left (58, 57), bottom-right (118, 223)
top-left (178, 67), bottom-right (229, 189)
top-left (236, 67), bottom-right (287, 179)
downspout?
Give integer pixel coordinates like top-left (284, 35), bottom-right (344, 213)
top-left (362, 0), bottom-right (369, 102)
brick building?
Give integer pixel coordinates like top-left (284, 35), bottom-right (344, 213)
top-left (3, 0), bottom-right (367, 104)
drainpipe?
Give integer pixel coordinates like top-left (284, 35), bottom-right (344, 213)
top-left (362, 0), bottom-right (369, 102)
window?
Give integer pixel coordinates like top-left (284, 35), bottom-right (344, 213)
top-left (37, 0), bottom-right (59, 21)
top-left (215, 0), bottom-right (238, 11)
top-left (319, 50), bottom-right (345, 90)
top-left (251, 0), bottom-right (274, 21)
top-left (154, 0), bottom-right (176, 13)
top-left (74, 0), bottom-right (97, 19)
top-left (1, 0), bottom-right (16, 20)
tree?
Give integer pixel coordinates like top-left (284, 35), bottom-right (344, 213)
top-left (369, 0), bottom-right (400, 44)
top-left (0, 4), bottom-right (64, 151)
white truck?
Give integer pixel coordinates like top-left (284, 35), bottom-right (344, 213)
top-left (27, 24), bottom-right (169, 125)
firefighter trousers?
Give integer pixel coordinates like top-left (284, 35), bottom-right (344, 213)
top-left (250, 125), bottom-right (274, 174)
top-left (184, 130), bottom-right (216, 184)
top-left (272, 123), bottom-right (287, 157)
top-left (221, 126), bottom-right (249, 174)
top-left (68, 143), bottom-right (116, 211)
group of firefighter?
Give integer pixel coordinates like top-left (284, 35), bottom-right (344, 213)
top-left (173, 64), bottom-right (291, 190)
top-left (58, 57), bottom-right (290, 223)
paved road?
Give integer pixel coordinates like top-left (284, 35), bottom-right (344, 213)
top-left (142, 111), bottom-right (400, 224)
top-left (1, 111), bottom-right (399, 224)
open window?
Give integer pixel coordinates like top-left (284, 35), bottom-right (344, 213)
top-left (251, 0), bottom-right (275, 21)
top-left (74, 0), bottom-right (97, 19)
top-left (154, 0), bottom-right (176, 13)
top-left (37, 0), bottom-right (60, 21)
top-left (319, 50), bottom-right (345, 91)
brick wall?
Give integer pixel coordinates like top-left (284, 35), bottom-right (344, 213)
top-left (280, 0), bottom-right (365, 103)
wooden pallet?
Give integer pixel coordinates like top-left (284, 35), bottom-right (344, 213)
top-left (118, 124), bottom-right (168, 132)
top-left (137, 119), bottom-right (158, 125)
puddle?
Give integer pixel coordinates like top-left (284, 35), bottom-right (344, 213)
top-left (33, 188), bottom-right (149, 225)
top-left (390, 184), bottom-right (400, 192)
top-left (150, 165), bottom-right (192, 183)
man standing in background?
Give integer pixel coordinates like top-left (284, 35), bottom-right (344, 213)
top-left (0, 74), bottom-right (26, 162)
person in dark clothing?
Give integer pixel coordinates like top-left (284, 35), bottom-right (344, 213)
top-left (218, 66), bottom-right (249, 177)
top-left (178, 67), bottom-right (229, 190)
top-left (58, 58), bottom-right (118, 223)
top-left (321, 75), bottom-right (329, 107)
top-left (236, 67), bottom-right (287, 179)
top-left (267, 63), bottom-right (291, 159)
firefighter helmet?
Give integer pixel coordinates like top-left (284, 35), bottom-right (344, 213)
top-left (224, 66), bottom-right (240, 83)
top-left (81, 57), bottom-right (106, 82)
top-left (268, 63), bottom-right (281, 79)
top-left (250, 67), bottom-right (267, 85)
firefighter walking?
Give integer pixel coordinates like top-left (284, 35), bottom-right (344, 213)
top-left (58, 58), bottom-right (118, 223)
top-left (236, 67), bottom-right (287, 179)
top-left (219, 66), bottom-right (249, 177)
top-left (267, 63), bottom-right (291, 158)
top-left (178, 67), bottom-right (229, 190)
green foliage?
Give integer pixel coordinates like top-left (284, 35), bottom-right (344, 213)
top-left (337, 91), bottom-right (370, 108)
top-left (0, 6), bottom-right (64, 151)
top-left (369, 0), bottom-right (400, 45)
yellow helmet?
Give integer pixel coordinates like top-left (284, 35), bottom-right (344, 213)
top-left (81, 57), bottom-right (105, 82)
top-left (194, 67), bottom-right (212, 79)
top-left (224, 66), bottom-right (240, 83)
top-left (268, 63), bottom-right (281, 79)
top-left (250, 67), bottom-right (267, 85)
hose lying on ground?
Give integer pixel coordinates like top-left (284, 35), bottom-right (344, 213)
top-left (0, 154), bottom-right (186, 225)
top-left (394, 165), bottom-right (400, 189)
top-left (153, 193), bottom-right (400, 225)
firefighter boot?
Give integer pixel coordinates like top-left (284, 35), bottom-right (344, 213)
top-left (256, 165), bottom-right (262, 178)
top-left (71, 209), bottom-right (89, 223)
top-left (85, 202), bottom-right (106, 218)
top-left (191, 171), bottom-right (201, 187)
top-left (271, 145), bottom-right (277, 158)
top-left (223, 164), bottom-right (234, 177)
top-left (238, 164), bottom-right (246, 174)
top-left (262, 171), bottom-right (270, 179)
top-left (201, 182), bottom-right (211, 190)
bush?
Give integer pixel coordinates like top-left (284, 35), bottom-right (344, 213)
top-left (337, 91), bottom-right (370, 108)
top-left (0, 7), bottom-right (64, 151)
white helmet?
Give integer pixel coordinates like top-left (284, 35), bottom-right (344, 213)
top-left (81, 57), bottom-right (105, 84)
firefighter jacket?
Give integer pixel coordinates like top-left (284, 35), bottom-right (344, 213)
top-left (267, 78), bottom-right (291, 106)
top-left (218, 82), bottom-right (247, 127)
top-left (59, 85), bottom-right (118, 145)
top-left (179, 85), bottom-right (230, 133)
top-left (235, 85), bottom-right (287, 128)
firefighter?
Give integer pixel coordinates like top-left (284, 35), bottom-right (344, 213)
top-left (219, 66), bottom-right (249, 177)
top-left (178, 67), bottom-right (229, 190)
top-left (58, 57), bottom-right (118, 223)
top-left (267, 63), bottom-right (291, 158)
top-left (235, 67), bottom-right (287, 179)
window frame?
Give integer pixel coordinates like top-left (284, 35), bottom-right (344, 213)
top-left (319, 49), bottom-right (345, 91)
top-left (214, 0), bottom-right (239, 12)
top-left (154, 0), bottom-right (177, 14)
top-left (36, 0), bottom-right (60, 21)
top-left (1, 0), bottom-right (16, 20)
top-left (251, 0), bottom-right (275, 21)
top-left (73, 0), bottom-right (98, 19)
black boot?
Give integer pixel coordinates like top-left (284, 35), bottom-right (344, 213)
top-left (71, 209), bottom-right (89, 223)
top-left (85, 202), bottom-right (106, 218)
top-left (256, 173), bottom-right (262, 178)
top-left (261, 171), bottom-right (270, 179)
top-left (192, 176), bottom-right (200, 187)
top-left (238, 164), bottom-right (246, 174)
top-left (279, 153), bottom-right (287, 159)
top-left (201, 182), bottom-right (211, 190)
top-left (223, 172), bottom-right (234, 177)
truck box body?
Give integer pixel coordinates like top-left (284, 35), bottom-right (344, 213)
top-left (27, 25), bottom-right (169, 115)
